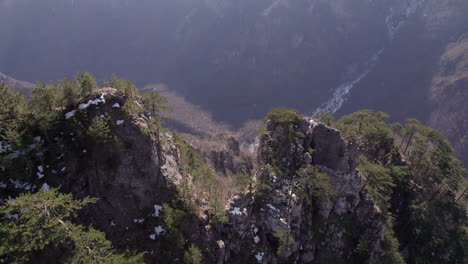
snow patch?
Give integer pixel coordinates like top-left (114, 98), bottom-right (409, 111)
top-left (154, 226), bottom-right (165, 236)
top-left (309, 119), bottom-right (318, 128)
top-left (133, 218), bottom-right (144, 224)
top-left (3, 214), bottom-right (18, 220)
top-left (254, 235), bottom-right (260, 243)
top-left (41, 183), bottom-right (51, 192)
top-left (37, 172), bottom-right (45, 179)
top-left (65, 110), bottom-right (77, 119)
top-left (255, 252), bottom-right (264, 263)
top-left (153, 204), bottom-right (163, 217)
top-left (116, 120), bottom-right (124, 126)
top-left (112, 103), bottom-right (120, 108)
top-left (149, 225), bottom-right (165, 239)
top-left (0, 142), bottom-right (11, 153)
top-left (266, 204), bottom-right (279, 212)
top-left (251, 224), bottom-right (258, 234)
top-left (9, 179), bottom-right (35, 191)
top-left (78, 93), bottom-right (107, 110)
top-left (230, 207), bottom-right (243, 215)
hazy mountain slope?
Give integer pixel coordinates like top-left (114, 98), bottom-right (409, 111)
top-left (428, 36), bottom-right (468, 167)
top-left (1, 0), bottom-right (466, 123)
top-left (0, 72), bottom-right (34, 97)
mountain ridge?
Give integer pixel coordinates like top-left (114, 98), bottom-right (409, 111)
top-left (0, 80), bottom-right (465, 263)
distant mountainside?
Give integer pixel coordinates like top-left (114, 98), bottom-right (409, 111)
top-left (1, 0), bottom-right (467, 124)
top-left (0, 72), bottom-right (34, 97)
top-left (428, 37), bottom-right (468, 170)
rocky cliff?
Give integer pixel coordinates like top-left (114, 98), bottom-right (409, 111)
top-left (1, 86), bottom-right (465, 263)
top-left (219, 120), bottom-right (384, 263)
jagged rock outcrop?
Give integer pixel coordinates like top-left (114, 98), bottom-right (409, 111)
top-left (36, 89), bottom-right (193, 261)
top-left (48, 93), bottom-right (384, 263)
top-left (219, 119), bottom-right (384, 263)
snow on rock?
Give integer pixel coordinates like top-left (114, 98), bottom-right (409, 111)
top-left (99, 114), bottom-right (106, 119)
top-left (251, 224), bottom-right (258, 234)
top-left (230, 207), bottom-right (243, 215)
top-left (112, 103), bottom-right (120, 108)
top-left (3, 214), bottom-right (18, 220)
top-left (149, 225), bottom-right (165, 239)
top-left (154, 226), bottom-right (165, 236)
top-left (280, 218), bottom-right (288, 225)
top-left (116, 120), bottom-right (124, 126)
top-left (41, 183), bottom-right (51, 192)
top-left (266, 204), bottom-right (279, 212)
top-left (79, 103), bottom-right (89, 110)
top-left (254, 235), bottom-right (260, 243)
top-left (82, 149), bottom-right (87, 153)
top-left (0, 142), bottom-right (11, 153)
top-left (37, 172), bottom-right (45, 179)
top-left (217, 240), bottom-right (225, 248)
top-left (133, 218), bottom-right (144, 224)
top-left (34, 136), bottom-right (42, 142)
top-left (153, 204), bottom-right (163, 217)
top-left (309, 119), bottom-right (318, 128)
top-left (79, 93), bottom-right (107, 110)
top-left (9, 179), bottom-right (34, 190)
top-left (9, 150), bottom-right (21, 158)
top-left (38, 165), bottom-right (43, 172)
top-left (65, 110), bottom-right (77, 119)
top-left (110, 220), bottom-right (116, 227)
top-left (0, 182), bottom-right (6, 188)
top-left (61, 167), bottom-right (66, 172)
top-left (255, 252), bottom-right (264, 263)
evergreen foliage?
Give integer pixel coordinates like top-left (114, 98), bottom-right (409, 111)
top-left (297, 166), bottom-right (335, 207)
top-left (87, 116), bottom-right (113, 144)
top-left (183, 244), bottom-right (203, 264)
top-left (275, 228), bottom-right (295, 256)
top-left (0, 189), bottom-right (142, 263)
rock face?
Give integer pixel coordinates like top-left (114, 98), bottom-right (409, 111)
top-left (220, 119), bottom-right (383, 263)
top-left (45, 89), bottom-right (188, 258)
top-left (310, 124), bottom-right (353, 172)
